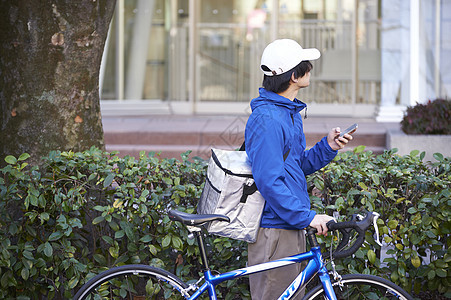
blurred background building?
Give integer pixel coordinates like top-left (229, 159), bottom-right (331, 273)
top-left (99, 0), bottom-right (450, 121)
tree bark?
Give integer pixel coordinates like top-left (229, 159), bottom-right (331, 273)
top-left (0, 0), bottom-right (116, 166)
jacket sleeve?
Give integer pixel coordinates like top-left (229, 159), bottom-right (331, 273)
top-left (299, 136), bottom-right (338, 176)
top-left (245, 114), bottom-right (316, 229)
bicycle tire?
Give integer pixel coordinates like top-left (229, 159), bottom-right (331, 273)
top-left (74, 264), bottom-right (192, 300)
top-left (303, 274), bottom-right (413, 300)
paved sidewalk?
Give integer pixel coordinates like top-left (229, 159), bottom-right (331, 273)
top-left (102, 114), bottom-right (399, 134)
top-left (102, 114), bottom-right (400, 158)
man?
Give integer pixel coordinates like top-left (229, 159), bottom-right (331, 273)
top-left (245, 39), bottom-right (354, 299)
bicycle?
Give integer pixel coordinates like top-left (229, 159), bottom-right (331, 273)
top-left (74, 209), bottom-right (414, 300)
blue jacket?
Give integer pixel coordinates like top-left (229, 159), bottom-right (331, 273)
top-left (245, 88), bottom-right (337, 230)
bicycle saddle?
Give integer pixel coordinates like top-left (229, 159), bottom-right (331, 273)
top-left (168, 209), bottom-right (230, 226)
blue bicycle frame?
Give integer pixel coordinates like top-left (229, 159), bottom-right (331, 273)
top-left (187, 245), bottom-right (336, 300)
top-left (166, 210), bottom-right (385, 300)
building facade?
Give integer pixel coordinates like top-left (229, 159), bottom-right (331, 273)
top-left (99, 0), bottom-right (450, 120)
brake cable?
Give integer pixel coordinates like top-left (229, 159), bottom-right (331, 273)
top-left (329, 229), bottom-right (344, 287)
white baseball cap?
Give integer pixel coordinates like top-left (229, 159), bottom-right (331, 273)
top-left (260, 39), bottom-right (321, 76)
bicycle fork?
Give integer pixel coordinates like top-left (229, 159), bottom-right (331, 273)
top-left (317, 266), bottom-right (338, 300)
top-left (304, 229), bottom-right (338, 300)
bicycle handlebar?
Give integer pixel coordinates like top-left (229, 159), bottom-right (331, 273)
top-left (311, 211), bottom-right (381, 259)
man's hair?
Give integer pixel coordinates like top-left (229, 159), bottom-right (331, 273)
top-left (262, 60), bottom-right (313, 94)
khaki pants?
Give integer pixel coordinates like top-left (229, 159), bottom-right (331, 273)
top-left (248, 228), bottom-right (306, 300)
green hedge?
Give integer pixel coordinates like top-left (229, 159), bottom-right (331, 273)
top-left (0, 146), bottom-right (449, 299)
top-left (0, 148), bottom-right (247, 300)
top-left (308, 146), bottom-right (451, 299)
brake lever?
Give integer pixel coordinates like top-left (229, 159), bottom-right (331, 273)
top-left (372, 212), bottom-right (383, 247)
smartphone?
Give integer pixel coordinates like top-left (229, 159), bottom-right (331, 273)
top-left (339, 123), bottom-right (358, 137)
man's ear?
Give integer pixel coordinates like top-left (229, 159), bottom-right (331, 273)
top-left (291, 72), bottom-right (298, 83)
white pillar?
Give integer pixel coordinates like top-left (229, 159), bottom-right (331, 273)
top-left (188, 0), bottom-right (199, 113)
top-left (351, 0), bottom-right (359, 110)
top-left (377, 0), bottom-right (409, 122)
top-left (125, 0), bottom-right (155, 100)
top-left (409, 0), bottom-right (420, 106)
top-left (99, 19), bottom-right (112, 99)
top-left (116, 0), bottom-right (125, 101)
top-left (270, 0), bottom-right (278, 41)
top-left (434, 0), bottom-right (441, 97)
top-left (376, 0), bottom-right (407, 122)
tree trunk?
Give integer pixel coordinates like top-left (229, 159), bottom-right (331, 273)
top-left (0, 0), bottom-right (116, 166)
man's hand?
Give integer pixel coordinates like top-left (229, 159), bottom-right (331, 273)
top-left (310, 214), bottom-right (336, 236)
top-left (327, 127), bottom-right (353, 150)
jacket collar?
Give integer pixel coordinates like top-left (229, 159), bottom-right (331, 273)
top-left (251, 88), bottom-right (307, 114)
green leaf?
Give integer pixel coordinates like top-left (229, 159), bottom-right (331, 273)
top-left (18, 153), bottom-right (31, 161)
top-left (358, 182), bottom-right (368, 190)
top-left (105, 214), bottom-right (112, 222)
top-left (411, 255), bottom-right (421, 268)
top-left (40, 212), bottom-right (50, 223)
top-left (1, 270), bottom-right (17, 287)
top-left (103, 174), bottom-right (115, 188)
top-left (140, 235), bottom-right (153, 243)
top-left (148, 245), bottom-right (158, 256)
top-left (93, 254), bottom-right (107, 265)
top-left (48, 231), bottom-right (63, 241)
top-left (21, 268), bottom-right (30, 280)
top-left (113, 199), bottom-right (124, 208)
top-left (88, 173), bottom-right (97, 181)
top-left (43, 242), bottom-right (53, 257)
top-left (5, 155), bottom-right (17, 164)
top-left (162, 177), bottom-right (173, 185)
top-left (427, 270), bottom-right (435, 280)
top-left (419, 151), bottom-right (425, 160)
top-left (120, 221), bottom-right (134, 240)
top-left (407, 207), bottom-right (417, 214)
top-left (92, 216), bottom-right (105, 224)
top-left (162, 235), bottom-right (171, 248)
top-left (68, 277), bottom-right (79, 289)
top-left (93, 205), bottom-right (105, 211)
top-left (426, 231), bottom-right (436, 238)
top-left (436, 268), bottom-right (447, 277)
top-left (102, 236), bottom-right (114, 245)
top-left (108, 221), bottom-right (120, 231)
top-left (29, 195), bottom-right (38, 207)
top-left (23, 250), bottom-right (34, 260)
top-left (38, 195), bottom-right (46, 208)
top-left (108, 246), bottom-right (119, 258)
top-left (141, 189), bottom-right (150, 198)
top-left (367, 249), bottom-right (376, 264)
top-left (115, 230), bottom-right (125, 239)
top-left (354, 145), bottom-right (366, 153)
top-left (371, 174), bottom-right (380, 185)
top-left (444, 255), bottom-right (451, 263)
top-left (172, 236), bottom-right (183, 250)
top-left (433, 153), bottom-right (444, 161)
top-left (409, 150), bottom-right (419, 157)
top-left (387, 220), bottom-right (398, 229)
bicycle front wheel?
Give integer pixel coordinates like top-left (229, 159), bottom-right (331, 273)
top-left (74, 264), bottom-right (192, 300)
top-left (303, 274), bottom-right (413, 300)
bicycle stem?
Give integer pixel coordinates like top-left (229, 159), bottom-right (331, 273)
top-left (306, 227), bottom-right (320, 248)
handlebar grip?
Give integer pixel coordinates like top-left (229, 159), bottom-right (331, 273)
top-left (326, 220), bottom-right (351, 254)
top-left (329, 229), bottom-right (365, 259)
top-left (324, 212), bottom-right (375, 259)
